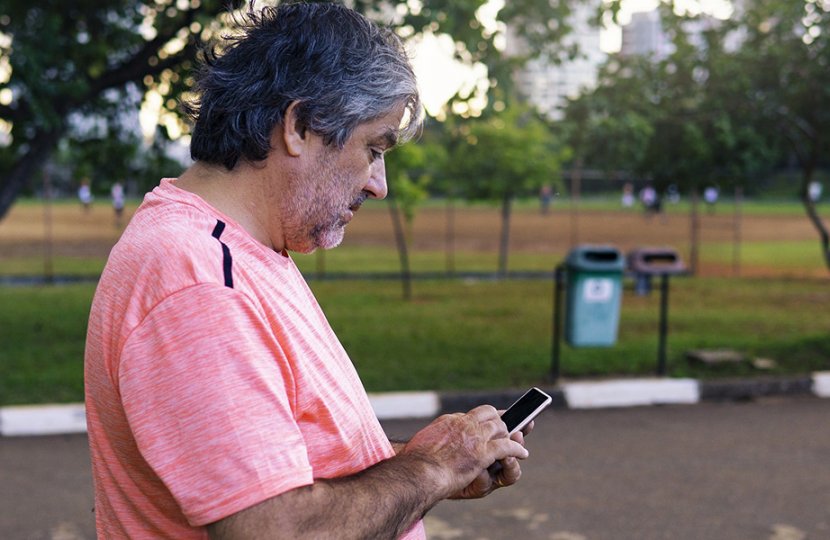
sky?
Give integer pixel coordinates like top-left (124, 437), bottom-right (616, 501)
top-left (410, 0), bottom-right (734, 117)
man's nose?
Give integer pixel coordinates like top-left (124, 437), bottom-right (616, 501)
top-left (365, 158), bottom-right (388, 200)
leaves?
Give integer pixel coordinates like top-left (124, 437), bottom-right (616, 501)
top-left (448, 104), bottom-right (565, 200)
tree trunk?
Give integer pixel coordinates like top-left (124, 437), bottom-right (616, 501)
top-left (445, 197), bottom-right (455, 276)
top-left (800, 169), bottom-right (830, 272)
top-left (689, 187), bottom-right (700, 275)
top-left (788, 132), bottom-right (830, 272)
top-left (498, 193), bottom-right (513, 277)
top-left (0, 129), bottom-right (63, 221)
top-left (732, 186), bottom-right (743, 277)
top-left (388, 195), bottom-right (412, 300)
top-left (42, 169), bottom-right (55, 283)
top-left (569, 158), bottom-right (583, 249)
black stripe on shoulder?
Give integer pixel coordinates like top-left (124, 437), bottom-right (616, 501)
top-left (211, 220), bottom-right (234, 288)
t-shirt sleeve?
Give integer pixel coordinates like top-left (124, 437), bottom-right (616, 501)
top-left (118, 283), bottom-right (314, 527)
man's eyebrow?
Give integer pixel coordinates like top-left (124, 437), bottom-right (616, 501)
top-left (370, 129), bottom-right (399, 149)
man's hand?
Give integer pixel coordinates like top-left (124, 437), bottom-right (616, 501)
top-left (451, 420), bottom-right (534, 499)
top-left (399, 405), bottom-right (529, 501)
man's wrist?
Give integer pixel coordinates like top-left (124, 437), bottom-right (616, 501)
top-left (392, 447), bottom-right (453, 505)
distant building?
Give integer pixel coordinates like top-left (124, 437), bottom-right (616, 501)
top-left (620, 10), bottom-right (672, 60)
top-left (506, 0), bottom-right (605, 120)
top-left (620, 6), bottom-right (743, 61)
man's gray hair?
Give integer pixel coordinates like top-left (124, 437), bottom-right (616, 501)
top-left (186, 1), bottom-right (423, 170)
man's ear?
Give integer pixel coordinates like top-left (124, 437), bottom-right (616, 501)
top-left (282, 101), bottom-right (307, 157)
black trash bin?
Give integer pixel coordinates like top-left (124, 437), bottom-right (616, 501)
top-left (626, 247), bottom-right (687, 375)
top-left (627, 247), bottom-right (687, 295)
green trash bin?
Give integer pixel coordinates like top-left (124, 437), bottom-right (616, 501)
top-left (565, 245), bottom-right (625, 347)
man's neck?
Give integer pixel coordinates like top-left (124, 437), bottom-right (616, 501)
top-left (176, 162), bottom-right (280, 251)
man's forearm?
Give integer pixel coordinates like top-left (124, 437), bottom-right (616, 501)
top-left (209, 452), bottom-right (441, 539)
top-left (211, 405), bottom-right (529, 538)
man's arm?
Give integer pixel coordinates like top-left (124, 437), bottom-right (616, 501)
top-left (208, 405), bottom-right (528, 539)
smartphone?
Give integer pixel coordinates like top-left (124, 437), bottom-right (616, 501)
top-left (500, 387), bottom-right (552, 435)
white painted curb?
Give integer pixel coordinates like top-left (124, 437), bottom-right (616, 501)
top-left (0, 403), bottom-right (87, 436)
top-left (812, 371), bottom-right (830, 398)
top-left (2, 373), bottom-right (828, 436)
top-left (563, 378), bottom-right (699, 409)
top-left (0, 394), bottom-right (442, 437)
top-left (369, 391), bottom-right (440, 420)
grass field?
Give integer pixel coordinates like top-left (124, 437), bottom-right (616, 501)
top-left (0, 197), bottom-right (827, 405)
top-left (1, 277), bottom-right (828, 406)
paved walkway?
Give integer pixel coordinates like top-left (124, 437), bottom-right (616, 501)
top-left (2, 396), bottom-right (829, 539)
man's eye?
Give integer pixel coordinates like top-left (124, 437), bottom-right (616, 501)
top-left (370, 148), bottom-right (383, 161)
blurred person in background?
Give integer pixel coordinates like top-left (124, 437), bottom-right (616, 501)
top-left (110, 181), bottom-right (125, 227)
top-left (808, 180), bottom-right (823, 203)
top-left (704, 185), bottom-right (719, 214)
top-left (77, 178), bottom-right (93, 213)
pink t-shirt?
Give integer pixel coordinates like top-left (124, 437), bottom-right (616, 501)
top-left (85, 178), bottom-right (425, 539)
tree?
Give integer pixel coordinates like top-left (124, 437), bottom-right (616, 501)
top-left (731, 0), bottom-right (830, 270)
top-left (448, 104), bottom-right (566, 275)
top-left (384, 134), bottom-right (446, 299)
top-left (0, 0), bottom-right (247, 219)
top-left (559, 2), bottom-right (796, 273)
top-left (0, 0), bottom-right (592, 222)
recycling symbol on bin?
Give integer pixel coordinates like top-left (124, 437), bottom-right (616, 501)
top-left (583, 278), bottom-right (613, 302)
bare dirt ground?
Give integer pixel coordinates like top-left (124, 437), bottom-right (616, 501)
top-left (0, 199), bottom-right (826, 278)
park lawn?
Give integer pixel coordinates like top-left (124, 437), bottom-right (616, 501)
top-left (1, 276), bottom-right (828, 406)
top-left (0, 285), bottom-right (93, 405)
top-left (704, 240), bottom-right (827, 271)
top-left (0, 256), bottom-right (108, 277)
top-left (293, 246), bottom-right (561, 275)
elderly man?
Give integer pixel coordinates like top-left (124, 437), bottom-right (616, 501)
top-left (85, 3), bottom-right (530, 538)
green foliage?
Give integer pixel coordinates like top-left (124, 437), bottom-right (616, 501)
top-left (385, 138), bottom-right (447, 223)
top-left (448, 104), bottom-right (566, 201)
top-left (0, 0), bottom-right (244, 217)
top-left (560, 0), bottom-right (830, 195)
top-left (0, 0), bottom-right (592, 220)
top-left (733, 0), bottom-right (830, 186)
top-left (560, 63), bottom-right (656, 177)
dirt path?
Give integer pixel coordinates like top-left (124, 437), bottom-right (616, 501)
top-left (0, 200), bottom-right (825, 278)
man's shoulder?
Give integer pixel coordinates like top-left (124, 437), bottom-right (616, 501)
top-left (100, 195), bottom-right (235, 300)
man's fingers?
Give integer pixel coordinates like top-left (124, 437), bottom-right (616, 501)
top-left (467, 404), bottom-right (500, 421)
top-left (510, 429), bottom-right (526, 446)
top-left (491, 437), bottom-right (529, 461)
top-left (464, 405), bottom-right (512, 440)
top-left (494, 456), bottom-right (522, 487)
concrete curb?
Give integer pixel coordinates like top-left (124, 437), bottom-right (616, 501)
top-left (0, 403), bottom-right (88, 437)
top-left (2, 373), bottom-right (829, 437)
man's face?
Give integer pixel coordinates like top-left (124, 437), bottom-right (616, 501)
top-left (280, 107), bottom-right (402, 253)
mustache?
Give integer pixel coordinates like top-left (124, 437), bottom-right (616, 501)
top-left (349, 191), bottom-right (370, 212)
